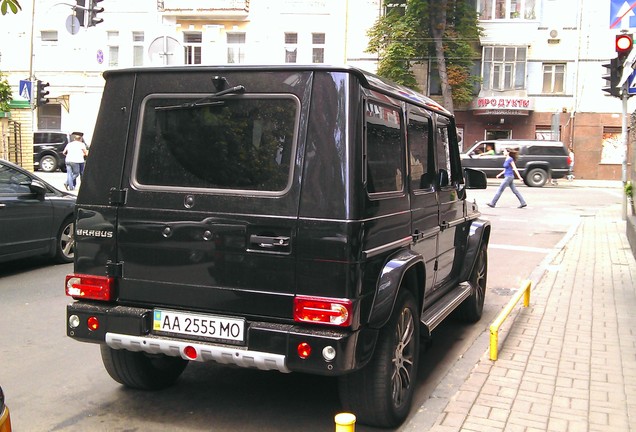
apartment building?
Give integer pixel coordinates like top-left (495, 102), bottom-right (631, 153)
top-left (456, 0), bottom-right (634, 180)
top-left (0, 0), bottom-right (631, 179)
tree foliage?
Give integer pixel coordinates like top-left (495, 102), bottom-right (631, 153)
top-left (1, 0), bottom-right (21, 15)
top-left (367, 0), bottom-right (482, 112)
top-left (0, 71), bottom-right (13, 112)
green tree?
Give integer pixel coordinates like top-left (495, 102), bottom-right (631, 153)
top-left (1, 0), bottom-right (21, 15)
top-left (367, 0), bottom-right (482, 112)
top-left (0, 72), bottom-right (12, 112)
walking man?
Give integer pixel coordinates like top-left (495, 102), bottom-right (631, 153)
top-left (63, 133), bottom-right (88, 191)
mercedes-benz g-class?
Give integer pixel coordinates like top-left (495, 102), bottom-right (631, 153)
top-left (65, 65), bottom-right (490, 428)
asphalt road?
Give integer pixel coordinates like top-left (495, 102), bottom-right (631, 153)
top-left (0, 175), bottom-right (623, 431)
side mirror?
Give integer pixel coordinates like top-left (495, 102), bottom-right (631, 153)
top-left (464, 168), bottom-right (487, 189)
top-left (29, 179), bottom-right (47, 196)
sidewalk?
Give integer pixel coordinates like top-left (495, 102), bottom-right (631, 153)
top-left (407, 202), bottom-right (636, 431)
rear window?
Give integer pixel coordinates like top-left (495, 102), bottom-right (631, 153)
top-left (34, 132), bottom-right (68, 145)
top-left (133, 94), bottom-right (299, 194)
top-left (526, 145), bottom-right (566, 156)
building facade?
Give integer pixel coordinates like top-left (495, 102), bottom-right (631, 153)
top-left (455, 0), bottom-right (634, 180)
top-left (0, 0), bottom-right (632, 180)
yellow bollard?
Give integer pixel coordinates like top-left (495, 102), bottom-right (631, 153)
top-left (335, 412), bottom-right (356, 432)
top-left (489, 280), bottom-right (532, 361)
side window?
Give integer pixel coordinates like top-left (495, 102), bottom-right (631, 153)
top-left (0, 163), bottom-right (31, 194)
top-left (435, 123), bottom-right (452, 187)
top-left (365, 101), bottom-right (404, 194)
top-left (435, 115), bottom-right (461, 186)
top-left (407, 110), bottom-right (434, 190)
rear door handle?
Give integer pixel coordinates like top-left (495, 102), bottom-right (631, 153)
top-left (249, 235), bottom-right (290, 248)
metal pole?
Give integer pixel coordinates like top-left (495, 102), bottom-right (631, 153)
top-left (623, 88), bottom-right (629, 220)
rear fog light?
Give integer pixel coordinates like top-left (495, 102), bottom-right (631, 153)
top-left (297, 342), bottom-right (312, 359)
top-left (87, 316), bottom-right (99, 331)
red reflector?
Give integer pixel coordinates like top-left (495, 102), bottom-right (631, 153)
top-left (65, 274), bottom-right (113, 301)
top-left (293, 296), bottom-right (352, 327)
top-left (183, 346), bottom-right (198, 360)
top-left (87, 316), bottom-right (99, 331)
top-left (297, 342), bottom-right (312, 359)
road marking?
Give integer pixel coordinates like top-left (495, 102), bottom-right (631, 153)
top-left (489, 243), bottom-right (553, 254)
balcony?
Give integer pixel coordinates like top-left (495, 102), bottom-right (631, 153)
top-left (158, 0), bottom-right (249, 20)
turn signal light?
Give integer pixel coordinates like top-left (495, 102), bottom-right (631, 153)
top-left (65, 274), bottom-right (114, 301)
top-left (293, 296), bottom-right (352, 327)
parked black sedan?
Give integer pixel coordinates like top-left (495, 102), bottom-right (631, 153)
top-left (0, 159), bottom-right (76, 264)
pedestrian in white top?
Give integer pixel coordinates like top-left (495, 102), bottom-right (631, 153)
top-left (63, 133), bottom-right (88, 191)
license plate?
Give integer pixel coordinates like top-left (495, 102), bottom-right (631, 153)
top-left (153, 309), bottom-right (245, 343)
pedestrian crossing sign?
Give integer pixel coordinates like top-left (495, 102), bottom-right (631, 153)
top-left (19, 79), bottom-right (32, 102)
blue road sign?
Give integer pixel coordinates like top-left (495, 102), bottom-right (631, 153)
top-left (629, 70), bottom-right (636, 94)
top-left (611, 0), bottom-right (636, 29)
top-left (18, 80), bottom-right (32, 102)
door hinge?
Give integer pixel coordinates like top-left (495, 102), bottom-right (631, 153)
top-left (109, 188), bottom-right (128, 206)
top-left (106, 261), bottom-right (124, 278)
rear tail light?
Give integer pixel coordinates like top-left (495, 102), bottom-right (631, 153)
top-left (293, 296), bottom-right (352, 327)
top-left (65, 274), bottom-right (114, 301)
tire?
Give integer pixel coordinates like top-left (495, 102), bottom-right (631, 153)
top-left (100, 345), bottom-right (189, 390)
top-left (457, 246), bottom-right (488, 323)
top-left (54, 217), bottom-right (75, 263)
top-left (338, 291), bottom-right (419, 428)
top-left (524, 168), bottom-right (548, 187)
top-left (39, 155), bottom-right (58, 173)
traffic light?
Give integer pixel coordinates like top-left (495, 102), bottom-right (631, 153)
top-left (88, 0), bottom-right (104, 27)
top-left (616, 33), bottom-right (633, 62)
top-left (75, 0), bottom-right (85, 27)
top-left (36, 80), bottom-right (50, 107)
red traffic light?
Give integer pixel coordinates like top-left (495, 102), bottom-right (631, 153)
top-left (616, 34), bottom-right (633, 55)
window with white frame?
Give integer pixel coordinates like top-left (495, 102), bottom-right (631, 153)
top-left (184, 32), bottom-right (202, 65)
top-left (542, 63), bottom-right (565, 94)
top-left (108, 31), bottom-right (119, 67)
top-left (385, 0), bottom-right (406, 16)
top-left (284, 33), bottom-right (297, 63)
top-left (482, 46), bottom-right (526, 91)
top-left (477, 0), bottom-right (536, 20)
top-left (312, 33), bottom-right (325, 64)
top-left (227, 33), bottom-right (246, 64)
top-left (133, 31), bottom-right (144, 66)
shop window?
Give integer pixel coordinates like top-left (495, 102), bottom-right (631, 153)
top-left (601, 128), bottom-right (623, 164)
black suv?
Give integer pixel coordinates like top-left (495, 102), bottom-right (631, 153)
top-left (64, 65), bottom-right (490, 428)
top-left (461, 139), bottom-right (570, 187)
top-left (33, 131), bottom-right (70, 172)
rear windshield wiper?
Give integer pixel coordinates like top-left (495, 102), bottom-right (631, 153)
top-left (155, 85), bottom-right (246, 111)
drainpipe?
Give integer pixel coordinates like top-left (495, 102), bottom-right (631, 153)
top-left (569, 0), bottom-right (585, 150)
